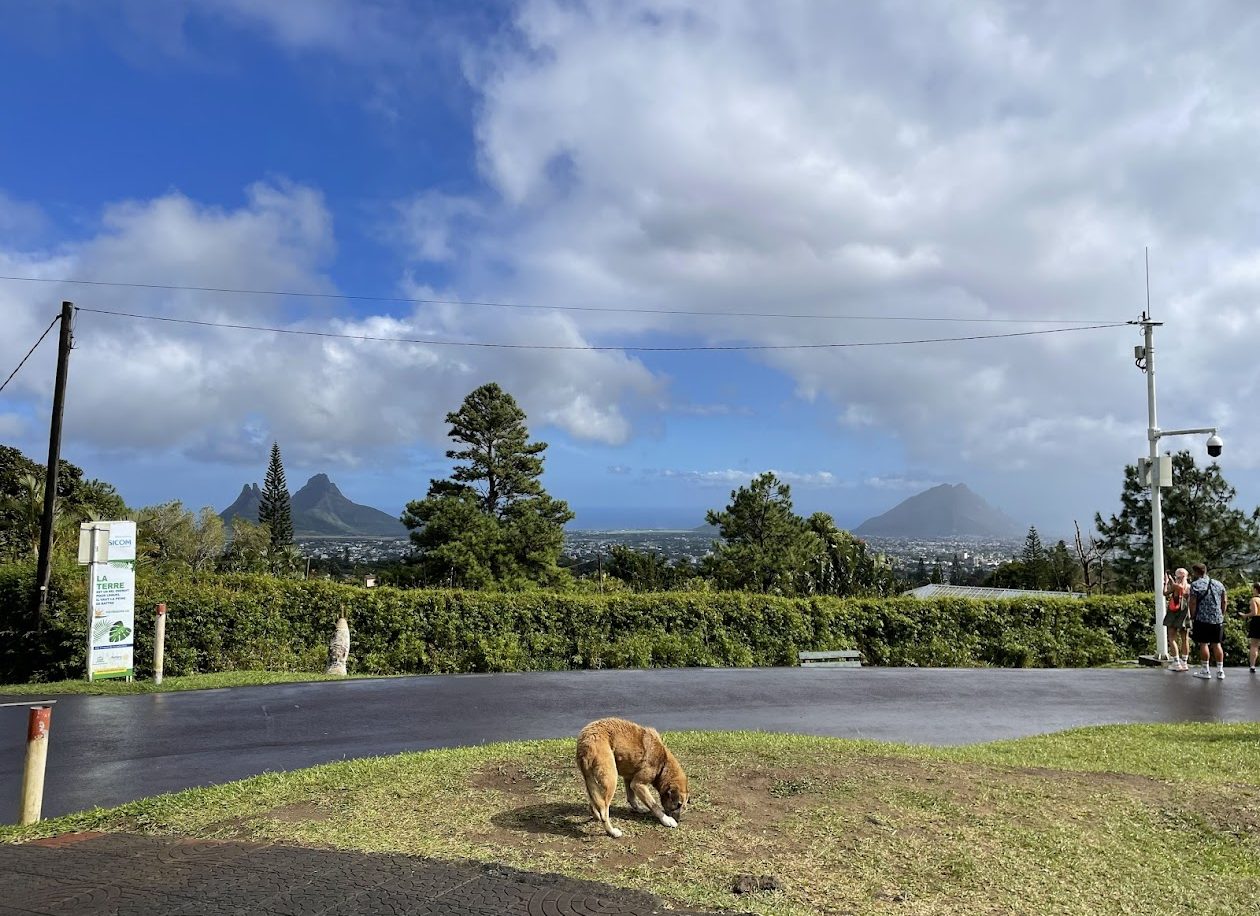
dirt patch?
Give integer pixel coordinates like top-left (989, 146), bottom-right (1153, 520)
top-left (469, 761), bottom-right (544, 797)
top-left (262, 802), bottom-right (332, 824)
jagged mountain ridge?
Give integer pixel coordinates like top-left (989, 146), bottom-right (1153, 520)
top-left (219, 474), bottom-right (405, 537)
top-left (854, 483), bottom-right (1020, 538)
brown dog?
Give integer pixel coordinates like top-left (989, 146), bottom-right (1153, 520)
top-left (576, 717), bottom-right (689, 838)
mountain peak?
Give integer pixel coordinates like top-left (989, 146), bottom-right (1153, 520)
top-left (298, 473), bottom-right (340, 496)
top-left (220, 473), bottom-right (404, 538)
top-left (854, 483), bottom-right (1019, 538)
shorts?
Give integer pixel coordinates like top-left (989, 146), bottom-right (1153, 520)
top-left (1192, 620), bottom-right (1224, 646)
top-left (1249, 616), bottom-right (1260, 640)
top-left (1163, 610), bottom-right (1190, 630)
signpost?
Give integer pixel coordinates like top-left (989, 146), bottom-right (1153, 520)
top-left (78, 521), bottom-right (136, 681)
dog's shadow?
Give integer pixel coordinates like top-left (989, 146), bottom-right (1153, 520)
top-left (490, 802), bottom-right (590, 837)
top-left (491, 802), bottom-right (658, 838)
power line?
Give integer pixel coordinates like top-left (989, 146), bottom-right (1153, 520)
top-left (77, 306), bottom-right (1127, 352)
top-left (0, 274), bottom-right (1118, 324)
top-left (0, 314), bottom-right (60, 395)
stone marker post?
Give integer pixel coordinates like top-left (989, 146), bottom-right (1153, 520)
top-left (153, 603), bottom-right (167, 685)
top-left (326, 616), bottom-right (350, 676)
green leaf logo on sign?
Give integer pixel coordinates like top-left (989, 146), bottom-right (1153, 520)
top-left (109, 621), bottom-right (132, 643)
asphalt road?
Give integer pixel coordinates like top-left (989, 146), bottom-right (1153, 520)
top-left (3, 665), bottom-right (1259, 823)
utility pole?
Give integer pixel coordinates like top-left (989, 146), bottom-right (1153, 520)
top-left (33, 302), bottom-right (74, 625)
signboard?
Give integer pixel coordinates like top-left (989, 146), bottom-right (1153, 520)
top-left (84, 521), bottom-right (136, 681)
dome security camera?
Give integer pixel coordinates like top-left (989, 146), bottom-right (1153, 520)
top-left (1206, 434), bottom-right (1223, 458)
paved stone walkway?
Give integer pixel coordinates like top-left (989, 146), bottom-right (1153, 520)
top-left (1, 833), bottom-right (736, 916)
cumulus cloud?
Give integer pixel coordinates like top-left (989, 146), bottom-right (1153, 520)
top-left (0, 181), bottom-right (661, 471)
top-left (428, 0), bottom-right (1260, 497)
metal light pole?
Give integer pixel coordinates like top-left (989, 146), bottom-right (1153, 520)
top-left (1137, 318), bottom-right (1167, 659)
top-left (1132, 315), bottom-right (1222, 662)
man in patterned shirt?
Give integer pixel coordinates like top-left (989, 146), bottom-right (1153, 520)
top-left (1188, 563), bottom-right (1227, 680)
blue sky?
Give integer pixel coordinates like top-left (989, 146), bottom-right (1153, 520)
top-left (3, 1), bottom-right (1260, 535)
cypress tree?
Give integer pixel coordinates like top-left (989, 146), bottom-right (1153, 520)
top-left (258, 441), bottom-right (293, 549)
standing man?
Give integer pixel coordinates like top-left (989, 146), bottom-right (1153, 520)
top-left (1188, 563), bottom-right (1227, 680)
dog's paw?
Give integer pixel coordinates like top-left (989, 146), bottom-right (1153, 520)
top-left (608, 826), bottom-right (623, 839)
top-left (660, 815), bottom-right (678, 829)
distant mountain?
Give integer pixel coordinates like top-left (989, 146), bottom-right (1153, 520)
top-left (290, 474), bottom-right (405, 537)
top-left (220, 483), bottom-right (262, 526)
top-left (854, 483), bottom-right (1020, 539)
top-left (219, 474), bottom-right (406, 538)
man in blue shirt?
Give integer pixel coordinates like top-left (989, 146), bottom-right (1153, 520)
top-left (1188, 563), bottom-right (1227, 680)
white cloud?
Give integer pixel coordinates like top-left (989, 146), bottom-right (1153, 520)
top-left (654, 468), bottom-right (840, 488)
top-left (0, 414), bottom-right (25, 439)
top-left (656, 469), bottom-right (749, 486)
top-left (190, 0), bottom-right (420, 61)
top-left (865, 475), bottom-right (941, 491)
top-left (0, 181), bottom-right (661, 472)
top-left (423, 0), bottom-right (1260, 508)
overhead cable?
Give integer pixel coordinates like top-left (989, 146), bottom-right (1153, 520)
top-left (0, 274), bottom-right (1120, 325)
top-left (77, 306), bottom-right (1127, 352)
top-left (0, 314), bottom-right (60, 395)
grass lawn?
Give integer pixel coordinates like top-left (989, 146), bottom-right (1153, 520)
top-left (4, 724), bottom-right (1259, 915)
top-left (0, 670), bottom-right (389, 696)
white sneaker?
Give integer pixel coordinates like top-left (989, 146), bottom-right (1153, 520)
top-left (1216, 669), bottom-right (1225, 680)
top-left (1192, 668), bottom-right (1213, 679)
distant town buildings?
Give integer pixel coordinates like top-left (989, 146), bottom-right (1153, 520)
top-left (295, 531), bottom-right (1026, 584)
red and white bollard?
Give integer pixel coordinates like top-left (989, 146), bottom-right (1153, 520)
top-left (20, 706), bottom-right (52, 825)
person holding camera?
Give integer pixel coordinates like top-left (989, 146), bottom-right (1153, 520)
top-left (1163, 568), bottom-right (1191, 671)
top-left (1242, 581), bottom-right (1260, 675)
top-left (1188, 563), bottom-right (1227, 680)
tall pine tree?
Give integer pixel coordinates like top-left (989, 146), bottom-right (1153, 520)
top-left (258, 442), bottom-right (293, 550)
top-left (402, 384), bottom-right (573, 587)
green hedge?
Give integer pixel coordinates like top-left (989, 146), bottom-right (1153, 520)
top-left (3, 562), bottom-right (1248, 683)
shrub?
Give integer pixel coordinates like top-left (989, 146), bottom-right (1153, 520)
top-left (0, 562), bottom-right (1181, 683)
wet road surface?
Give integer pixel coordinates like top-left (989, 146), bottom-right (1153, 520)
top-left (3, 665), bottom-right (1258, 822)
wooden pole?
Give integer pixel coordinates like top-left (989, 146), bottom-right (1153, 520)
top-left (20, 706), bottom-right (52, 825)
top-left (33, 302), bottom-right (74, 625)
